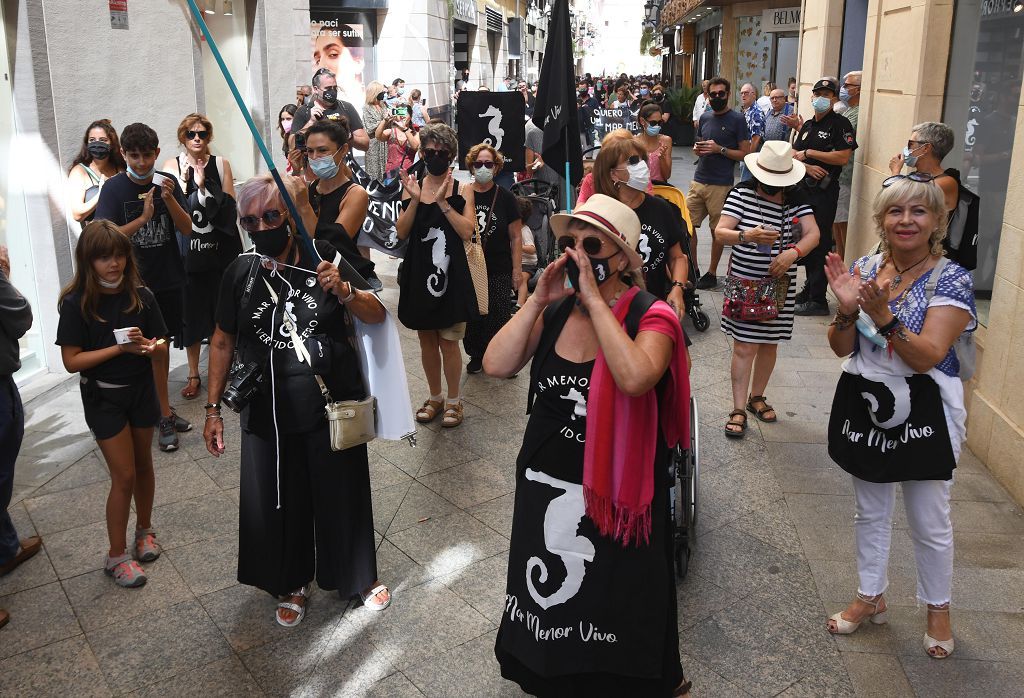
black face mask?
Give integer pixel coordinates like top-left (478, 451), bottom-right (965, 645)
top-left (249, 223), bottom-right (291, 258)
top-left (652, 93), bottom-right (664, 102)
top-left (321, 87), bottom-right (338, 105)
top-left (424, 152), bottom-right (450, 176)
top-left (87, 142), bottom-right (111, 160)
top-left (758, 182), bottom-right (782, 196)
top-left (376, 91), bottom-right (386, 102)
top-left (709, 96), bottom-right (729, 111)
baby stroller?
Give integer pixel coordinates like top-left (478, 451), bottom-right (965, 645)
top-left (512, 180), bottom-right (558, 290)
top-left (652, 184), bottom-right (711, 332)
top-left (670, 396), bottom-right (700, 578)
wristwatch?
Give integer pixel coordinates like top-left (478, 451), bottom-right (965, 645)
top-left (720, 146), bottom-right (727, 155)
top-left (738, 229), bottom-right (746, 244)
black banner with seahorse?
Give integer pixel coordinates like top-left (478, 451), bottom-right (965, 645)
top-left (455, 92), bottom-right (526, 172)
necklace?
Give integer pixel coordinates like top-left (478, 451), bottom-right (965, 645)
top-left (888, 253), bottom-right (931, 291)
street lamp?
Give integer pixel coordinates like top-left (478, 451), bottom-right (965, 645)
top-left (644, 1), bottom-right (657, 23)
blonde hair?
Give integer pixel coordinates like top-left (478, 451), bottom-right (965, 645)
top-left (464, 143), bottom-right (505, 174)
top-left (365, 81), bottom-right (387, 106)
top-left (872, 177), bottom-right (948, 257)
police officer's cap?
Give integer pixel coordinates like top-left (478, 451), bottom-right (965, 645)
top-left (812, 78), bottom-right (838, 95)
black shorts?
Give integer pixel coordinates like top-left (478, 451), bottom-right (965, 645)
top-left (183, 270), bottom-right (224, 345)
top-left (80, 376), bottom-right (160, 440)
top-left (153, 287), bottom-right (184, 343)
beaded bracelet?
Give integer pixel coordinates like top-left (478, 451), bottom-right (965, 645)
top-left (829, 309), bottom-right (858, 330)
top-left (877, 316), bottom-right (901, 338)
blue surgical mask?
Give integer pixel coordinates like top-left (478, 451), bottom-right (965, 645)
top-left (308, 151), bottom-right (340, 179)
top-left (645, 124), bottom-right (661, 137)
top-left (126, 163), bottom-right (155, 180)
top-left (839, 88), bottom-right (851, 103)
top-left (812, 96), bottom-right (832, 113)
top-left (639, 88), bottom-right (650, 96)
top-left (902, 145), bottom-right (922, 168)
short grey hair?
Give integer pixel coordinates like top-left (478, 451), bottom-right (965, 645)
top-left (312, 69), bottom-right (335, 88)
top-left (843, 70), bottom-right (862, 85)
top-left (911, 122), bottom-right (955, 161)
top-left (418, 122), bottom-right (458, 157)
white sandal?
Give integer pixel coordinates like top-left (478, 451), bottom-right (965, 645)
top-left (360, 584), bottom-right (392, 611)
top-left (276, 585), bottom-right (310, 628)
top-left (924, 604), bottom-right (955, 659)
top-left (826, 592), bottom-right (888, 635)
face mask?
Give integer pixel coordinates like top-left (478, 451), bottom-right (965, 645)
top-left (645, 124), bottom-right (661, 136)
top-left (98, 275), bottom-right (123, 289)
top-left (126, 163), bottom-right (155, 180)
top-left (579, 91), bottom-right (589, 99)
top-left (902, 145), bottom-right (922, 168)
top-left (398, 87), bottom-right (406, 96)
top-left (376, 91), bottom-right (386, 102)
top-left (625, 159), bottom-right (650, 192)
top-left (424, 152), bottom-right (450, 176)
top-left (87, 142), bottom-right (111, 160)
top-left (597, 82), bottom-right (603, 89)
top-left (652, 93), bottom-right (664, 101)
top-left (838, 88), bottom-right (851, 103)
top-left (758, 182), bottom-right (782, 196)
top-left (250, 223), bottom-right (291, 257)
top-left (589, 252), bottom-right (620, 285)
top-left (473, 167), bottom-right (494, 184)
top-left (812, 96), bottom-right (832, 113)
top-left (281, 119), bottom-right (293, 133)
top-left (709, 96), bottom-right (728, 111)
top-left (308, 151), bottom-right (340, 179)
top-left (639, 88), bottom-right (650, 96)
top-left (321, 87), bottom-right (338, 105)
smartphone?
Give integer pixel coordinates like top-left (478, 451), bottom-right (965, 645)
top-left (294, 132), bottom-right (306, 152)
top-left (392, 105), bottom-right (408, 117)
top-left (565, 257), bottom-right (582, 292)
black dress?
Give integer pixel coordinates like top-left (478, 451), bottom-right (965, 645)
top-left (215, 240), bottom-right (376, 598)
top-left (311, 178), bottom-right (378, 285)
top-left (495, 316), bottom-right (684, 696)
top-left (397, 179), bottom-right (479, 330)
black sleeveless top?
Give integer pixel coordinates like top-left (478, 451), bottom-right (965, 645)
top-left (311, 179), bottom-right (376, 282)
top-left (177, 155), bottom-right (242, 273)
top-left (397, 179), bottom-right (479, 329)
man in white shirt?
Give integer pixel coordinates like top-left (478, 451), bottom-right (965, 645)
top-left (692, 80), bottom-right (710, 128)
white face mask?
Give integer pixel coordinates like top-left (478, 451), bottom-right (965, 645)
top-left (473, 167), bottom-right (494, 184)
top-left (624, 159), bottom-right (650, 192)
top-left (98, 275), bottom-right (124, 289)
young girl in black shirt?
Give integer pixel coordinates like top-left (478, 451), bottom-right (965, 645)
top-left (56, 220), bottom-right (168, 588)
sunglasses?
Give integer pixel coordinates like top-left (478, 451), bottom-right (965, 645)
top-left (186, 130), bottom-right (209, 141)
top-left (557, 235), bottom-right (606, 256)
top-left (882, 172), bottom-right (936, 188)
top-left (422, 148), bottom-right (449, 158)
top-left (708, 90), bottom-right (727, 98)
top-left (907, 140), bottom-right (930, 149)
top-left (612, 155), bottom-right (641, 171)
top-left (239, 209), bottom-right (284, 232)
top-left (472, 160), bottom-right (496, 169)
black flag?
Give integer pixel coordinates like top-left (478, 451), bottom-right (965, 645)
top-left (531, 0), bottom-right (582, 187)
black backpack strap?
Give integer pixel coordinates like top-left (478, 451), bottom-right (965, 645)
top-left (625, 289), bottom-right (658, 339)
top-left (526, 297), bottom-right (574, 414)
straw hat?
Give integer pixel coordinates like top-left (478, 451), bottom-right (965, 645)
top-left (550, 194), bottom-right (643, 271)
top-left (742, 140), bottom-right (806, 187)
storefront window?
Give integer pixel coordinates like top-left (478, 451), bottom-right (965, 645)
top-left (0, 16), bottom-right (46, 385)
top-left (943, 0), bottom-right (1024, 325)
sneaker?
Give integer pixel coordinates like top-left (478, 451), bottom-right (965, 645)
top-left (368, 276), bottom-right (384, 292)
top-left (105, 553), bottom-right (147, 588)
top-left (794, 287), bottom-right (809, 305)
top-left (170, 408), bottom-right (192, 432)
top-left (158, 416), bottom-right (179, 452)
top-left (794, 300), bottom-right (830, 316)
top-left (134, 528), bottom-right (162, 562)
top-left (467, 356), bottom-right (483, 374)
top-left (695, 272), bottom-right (718, 290)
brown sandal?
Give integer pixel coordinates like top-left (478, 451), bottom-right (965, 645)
top-left (746, 395), bottom-right (777, 423)
top-left (181, 375), bottom-right (201, 400)
top-left (0, 608), bottom-right (9, 629)
top-left (724, 410), bottom-right (747, 438)
top-left (441, 402), bottom-right (464, 428)
top-left (416, 399), bottom-right (443, 423)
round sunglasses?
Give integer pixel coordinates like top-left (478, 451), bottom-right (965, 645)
top-left (557, 235), bottom-right (606, 256)
top-left (239, 209), bottom-right (284, 232)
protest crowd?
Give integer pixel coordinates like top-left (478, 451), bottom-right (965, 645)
top-left (1, 19), bottom-right (983, 694)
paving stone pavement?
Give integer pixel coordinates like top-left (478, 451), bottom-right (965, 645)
top-left (3, 150), bottom-right (1023, 696)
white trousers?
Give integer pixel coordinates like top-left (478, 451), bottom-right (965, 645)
top-left (852, 476), bottom-right (953, 605)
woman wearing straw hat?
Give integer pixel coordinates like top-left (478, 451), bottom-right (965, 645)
top-left (485, 194), bottom-right (692, 696)
top-left (714, 141), bottom-right (820, 437)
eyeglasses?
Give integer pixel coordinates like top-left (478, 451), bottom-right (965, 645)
top-left (708, 90), bottom-right (727, 98)
top-left (239, 209), bottom-right (284, 232)
top-left (186, 130), bottom-right (209, 141)
top-left (882, 172), bottom-right (936, 188)
top-left (842, 82), bottom-right (860, 89)
top-left (472, 161), bottom-right (496, 169)
top-left (557, 235), bottom-right (606, 256)
top-left (612, 155), bottom-right (641, 171)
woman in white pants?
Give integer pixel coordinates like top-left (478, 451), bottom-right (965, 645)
top-left (823, 174), bottom-right (976, 659)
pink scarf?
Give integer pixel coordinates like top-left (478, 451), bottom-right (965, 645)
top-left (583, 287), bottom-right (691, 547)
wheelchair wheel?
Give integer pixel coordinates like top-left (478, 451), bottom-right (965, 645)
top-left (691, 309), bottom-right (711, 332)
top-left (688, 396), bottom-right (699, 537)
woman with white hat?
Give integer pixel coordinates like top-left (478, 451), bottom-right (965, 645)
top-left (715, 141), bottom-right (820, 438)
top-left (484, 194), bottom-right (693, 696)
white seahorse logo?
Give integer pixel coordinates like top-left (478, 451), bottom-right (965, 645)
top-left (559, 387), bottom-right (587, 421)
top-left (524, 469), bottom-right (595, 610)
top-left (638, 231), bottom-right (652, 264)
top-left (479, 105), bottom-right (504, 151)
top-left (859, 373), bottom-right (912, 430)
top-left (423, 227), bottom-right (449, 297)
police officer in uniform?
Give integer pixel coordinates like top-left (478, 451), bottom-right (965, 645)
top-left (784, 78), bottom-right (857, 315)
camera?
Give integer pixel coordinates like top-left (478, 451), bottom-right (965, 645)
top-left (222, 361), bottom-right (264, 413)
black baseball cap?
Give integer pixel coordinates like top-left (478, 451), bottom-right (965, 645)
top-left (812, 78), bottom-right (839, 95)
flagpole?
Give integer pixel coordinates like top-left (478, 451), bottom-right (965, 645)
top-left (184, 0), bottom-right (323, 266)
top-left (563, 125), bottom-right (571, 212)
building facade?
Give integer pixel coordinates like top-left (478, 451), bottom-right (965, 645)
top-left (797, 0), bottom-right (1024, 504)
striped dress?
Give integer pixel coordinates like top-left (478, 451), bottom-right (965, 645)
top-left (719, 187), bottom-right (813, 344)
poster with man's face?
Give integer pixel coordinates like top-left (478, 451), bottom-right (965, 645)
top-left (310, 11), bottom-right (365, 108)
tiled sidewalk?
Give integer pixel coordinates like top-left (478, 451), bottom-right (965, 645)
top-left (3, 152), bottom-right (1023, 696)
